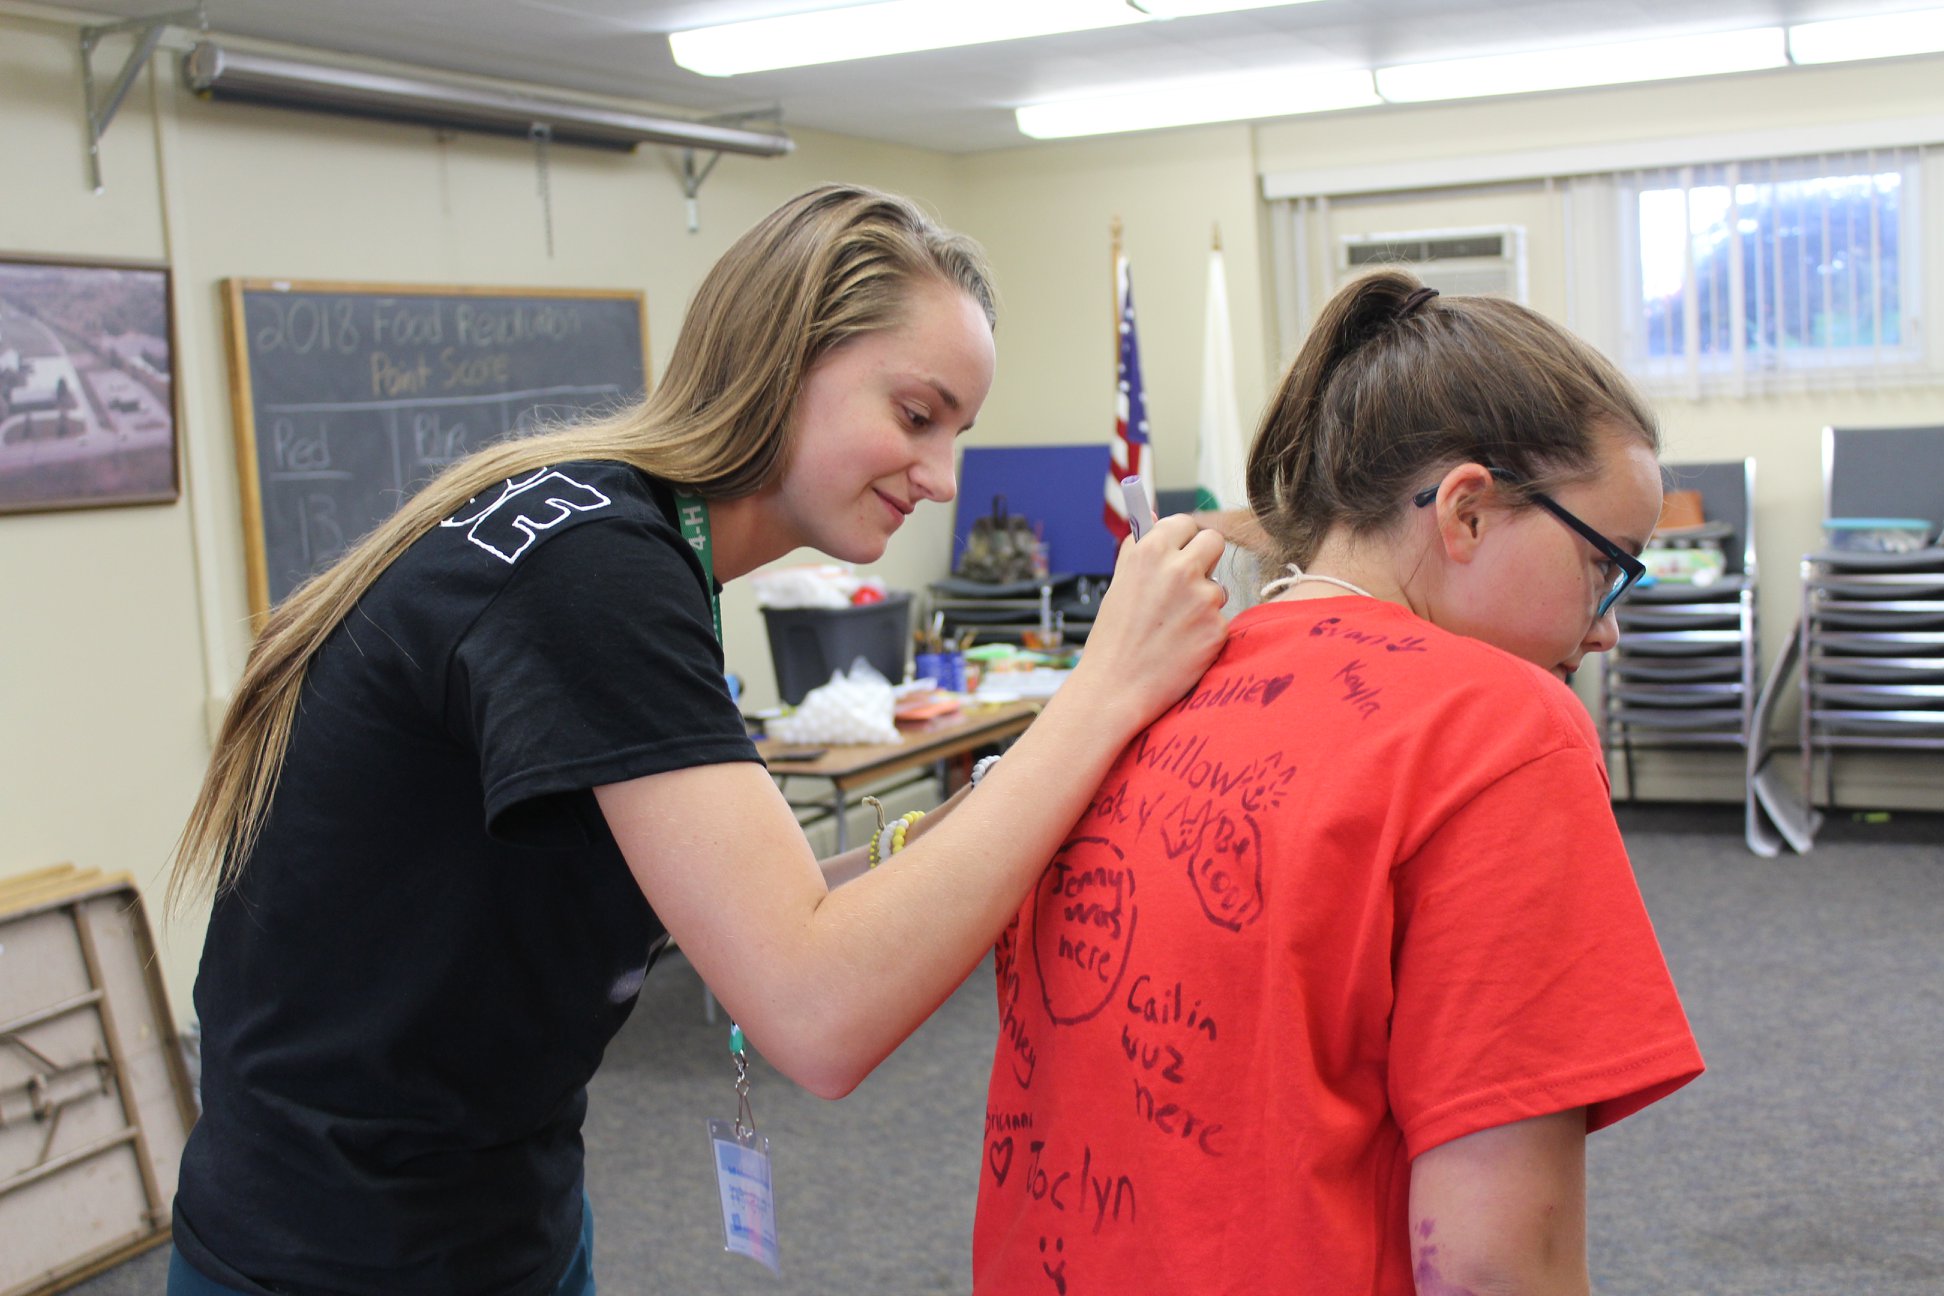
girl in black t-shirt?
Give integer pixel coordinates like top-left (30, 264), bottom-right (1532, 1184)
top-left (166, 184), bottom-right (1228, 1295)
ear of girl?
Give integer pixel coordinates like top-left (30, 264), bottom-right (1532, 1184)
top-left (1410, 427), bottom-right (1664, 683)
top-left (1425, 462), bottom-right (1499, 556)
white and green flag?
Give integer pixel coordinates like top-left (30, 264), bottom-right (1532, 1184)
top-left (1194, 238), bottom-right (1248, 513)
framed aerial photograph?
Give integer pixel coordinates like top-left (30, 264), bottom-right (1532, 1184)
top-left (0, 254), bottom-right (178, 514)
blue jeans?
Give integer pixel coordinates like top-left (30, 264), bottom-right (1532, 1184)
top-left (168, 1194), bottom-right (597, 1296)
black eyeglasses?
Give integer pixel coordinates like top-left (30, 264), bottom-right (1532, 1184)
top-left (1413, 467), bottom-right (1646, 618)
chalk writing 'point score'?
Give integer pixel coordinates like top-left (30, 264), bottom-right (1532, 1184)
top-left (369, 349), bottom-right (513, 398)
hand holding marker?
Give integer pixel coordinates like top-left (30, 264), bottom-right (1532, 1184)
top-left (1124, 473), bottom-right (1222, 603)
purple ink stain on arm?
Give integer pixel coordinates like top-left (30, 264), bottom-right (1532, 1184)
top-left (1412, 1220), bottom-right (1483, 1296)
top-left (1413, 1254), bottom-right (1481, 1296)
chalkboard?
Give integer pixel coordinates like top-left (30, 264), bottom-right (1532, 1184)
top-left (223, 279), bottom-right (648, 618)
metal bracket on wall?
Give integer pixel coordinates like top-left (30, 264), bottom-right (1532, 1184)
top-left (79, 5), bottom-right (206, 193)
top-left (675, 104), bottom-right (784, 233)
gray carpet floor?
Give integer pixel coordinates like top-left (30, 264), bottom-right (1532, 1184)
top-left (76, 804), bottom-right (1943, 1294)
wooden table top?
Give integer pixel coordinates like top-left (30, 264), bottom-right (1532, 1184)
top-left (755, 699), bottom-right (1041, 786)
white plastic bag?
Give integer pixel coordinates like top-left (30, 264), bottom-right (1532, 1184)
top-left (764, 658), bottom-right (901, 745)
top-left (750, 564), bottom-right (887, 609)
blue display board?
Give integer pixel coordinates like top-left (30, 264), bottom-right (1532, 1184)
top-left (953, 444), bottom-right (1117, 577)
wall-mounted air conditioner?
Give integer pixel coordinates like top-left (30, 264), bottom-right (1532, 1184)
top-left (1338, 226), bottom-right (1528, 302)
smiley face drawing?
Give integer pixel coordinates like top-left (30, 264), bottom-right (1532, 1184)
top-left (1038, 1235), bottom-right (1067, 1294)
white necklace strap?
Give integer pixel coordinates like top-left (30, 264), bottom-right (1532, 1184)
top-left (1260, 563), bottom-right (1378, 602)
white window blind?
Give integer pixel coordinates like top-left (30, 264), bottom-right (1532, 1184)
top-left (1615, 148), bottom-right (1929, 395)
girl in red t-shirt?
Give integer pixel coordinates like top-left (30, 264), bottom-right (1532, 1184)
top-left (974, 269), bottom-right (1702, 1296)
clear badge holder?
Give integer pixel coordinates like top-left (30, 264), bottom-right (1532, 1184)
top-left (709, 1024), bottom-right (780, 1275)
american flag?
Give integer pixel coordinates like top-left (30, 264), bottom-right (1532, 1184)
top-left (1103, 252), bottom-right (1150, 544)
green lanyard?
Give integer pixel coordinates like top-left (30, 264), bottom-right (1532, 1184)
top-left (673, 491), bottom-right (721, 643)
top-left (681, 492), bottom-right (762, 1197)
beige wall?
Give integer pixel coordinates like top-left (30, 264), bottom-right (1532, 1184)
top-left (956, 124), bottom-right (1272, 477)
top-left (6, 6), bottom-right (1944, 1018)
top-left (3, 12), bottom-right (211, 1023)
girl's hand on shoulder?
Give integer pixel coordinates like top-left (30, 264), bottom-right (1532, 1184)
top-left (1071, 515), bottom-right (1228, 728)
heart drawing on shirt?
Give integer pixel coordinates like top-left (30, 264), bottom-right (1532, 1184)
top-left (1259, 674), bottom-right (1293, 707)
top-left (988, 1136), bottom-right (1014, 1186)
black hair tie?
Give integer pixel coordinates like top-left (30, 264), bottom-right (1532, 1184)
top-left (1398, 286), bottom-right (1439, 318)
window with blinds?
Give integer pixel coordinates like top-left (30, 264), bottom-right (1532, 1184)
top-left (1618, 149), bottom-right (1925, 392)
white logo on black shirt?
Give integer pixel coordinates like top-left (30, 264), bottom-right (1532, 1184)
top-left (441, 467), bottom-right (612, 564)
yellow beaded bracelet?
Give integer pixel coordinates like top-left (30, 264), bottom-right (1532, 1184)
top-left (861, 799), bottom-right (925, 868)
top-left (888, 810), bottom-right (925, 857)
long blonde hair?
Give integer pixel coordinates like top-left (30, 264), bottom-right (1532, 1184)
top-left (169, 183), bottom-right (995, 911)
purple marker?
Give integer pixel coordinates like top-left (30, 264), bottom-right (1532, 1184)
top-left (1120, 474), bottom-right (1154, 541)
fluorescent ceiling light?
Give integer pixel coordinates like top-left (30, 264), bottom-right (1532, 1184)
top-left (1017, 68), bottom-right (1378, 138)
top-left (672, 0), bottom-right (1138, 75)
top-left (1375, 27), bottom-right (1788, 102)
top-left (670, 0), bottom-right (1323, 76)
top-left (1788, 8), bottom-right (1944, 64)
top-left (1131, 0), bottom-right (1319, 15)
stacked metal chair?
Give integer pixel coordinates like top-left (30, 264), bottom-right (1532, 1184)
top-left (1601, 460), bottom-right (1760, 799)
top-left (1797, 425), bottom-right (1944, 811)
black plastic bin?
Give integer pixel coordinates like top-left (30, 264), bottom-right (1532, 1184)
top-left (761, 593), bottom-right (912, 705)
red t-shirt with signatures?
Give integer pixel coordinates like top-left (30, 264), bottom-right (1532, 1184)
top-left (972, 597), bottom-right (1703, 1296)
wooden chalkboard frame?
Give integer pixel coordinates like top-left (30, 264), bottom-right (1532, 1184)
top-left (221, 278), bottom-right (649, 624)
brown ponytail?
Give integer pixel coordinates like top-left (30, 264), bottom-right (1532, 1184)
top-left (1246, 269), bottom-right (1658, 570)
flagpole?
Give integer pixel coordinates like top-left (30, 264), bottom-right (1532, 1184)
top-left (1109, 215), bottom-right (1137, 497)
top-left (1110, 215), bottom-right (1124, 352)
top-left (1104, 215), bottom-right (1141, 547)
top-left (1196, 218), bottom-right (1248, 517)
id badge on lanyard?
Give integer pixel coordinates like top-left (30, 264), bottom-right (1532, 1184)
top-left (675, 491), bottom-right (780, 1275)
top-left (709, 1026), bottom-right (779, 1275)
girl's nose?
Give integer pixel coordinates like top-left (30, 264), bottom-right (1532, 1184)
top-left (912, 436), bottom-right (957, 505)
top-left (1584, 604), bottom-right (1620, 654)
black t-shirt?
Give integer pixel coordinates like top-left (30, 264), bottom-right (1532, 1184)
top-left (174, 462), bottom-right (758, 1295)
